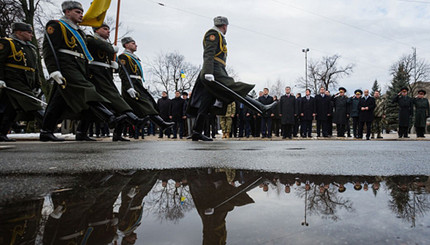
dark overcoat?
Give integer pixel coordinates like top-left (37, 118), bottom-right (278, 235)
top-left (279, 94), bottom-right (297, 125)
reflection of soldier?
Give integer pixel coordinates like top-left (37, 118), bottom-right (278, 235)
top-left (0, 199), bottom-right (43, 244)
top-left (118, 171), bottom-right (159, 244)
top-left (188, 170), bottom-right (255, 245)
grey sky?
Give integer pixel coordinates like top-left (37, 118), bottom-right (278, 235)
top-left (52, 0), bottom-right (430, 95)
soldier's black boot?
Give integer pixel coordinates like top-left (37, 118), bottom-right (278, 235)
top-left (149, 115), bottom-right (175, 132)
top-left (191, 114), bottom-right (213, 141)
top-left (125, 112), bottom-right (149, 128)
top-left (0, 107), bottom-right (16, 142)
top-left (113, 124), bottom-right (130, 142)
top-left (89, 102), bottom-right (127, 129)
top-left (40, 130), bottom-right (65, 142)
top-left (75, 120), bottom-right (96, 141)
top-left (244, 96), bottom-right (277, 114)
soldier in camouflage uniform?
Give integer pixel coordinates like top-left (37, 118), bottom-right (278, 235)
top-left (220, 102), bottom-right (236, 139)
top-left (0, 22), bottom-right (44, 142)
top-left (40, 1), bottom-right (126, 142)
top-left (372, 91), bottom-right (385, 139)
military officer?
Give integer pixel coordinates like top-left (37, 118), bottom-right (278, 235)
top-left (118, 37), bottom-right (174, 135)
top-left (188, 16), bottom-right (276, 141)
top-left (358, 89), bottom-right (376, 140)
top-left (392, 87), bottom-right (413, 138)
top-left (86, 23), bottom-right (148, 141)
top-left (40, 1), bottom-right (126, 141)
top-left (332, 87), bottom-right (350, 137)
top-left (0, 22), bottom-right (44, 142)
top-left (413, 89), bottom-right (429, 138)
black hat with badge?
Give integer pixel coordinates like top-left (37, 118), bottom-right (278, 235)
top-left (339, 87), bottom-right (347, 93)
top-left (354, 89), bottom-right (363, 95)
top-left (418, 89), bottom-right (426, 95)
top-left (400, 87), bottom-right (409, 92)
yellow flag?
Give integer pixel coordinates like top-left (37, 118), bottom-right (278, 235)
top-left (81, 0), bottom-right (112, 27)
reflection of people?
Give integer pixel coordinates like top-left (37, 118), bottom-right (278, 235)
top-left (0, 199), bottom-right (43, 244)
top-left (118, 171), bottom-right (159, 244)
top-left (189, 170), bottom-right (255, 244)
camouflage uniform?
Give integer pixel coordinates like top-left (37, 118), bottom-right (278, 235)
top-left (220, 102), bottom-right (235, 138)
top-left (372, 97), bottom-right (385, 138)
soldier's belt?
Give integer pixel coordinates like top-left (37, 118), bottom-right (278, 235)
top-left (5, 63), bottom-right (35, 72)
top-left (214, 57), bottom-right (226, 66)
top-left (130, 75), bottom-right (143, 80)
top-left (89, 60), bottom-right (112, 68)
top-left (58, 49), bottom-right (85, 59)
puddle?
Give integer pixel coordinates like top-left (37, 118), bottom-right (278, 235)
top-left (0, 169), bottom-right (429, 244)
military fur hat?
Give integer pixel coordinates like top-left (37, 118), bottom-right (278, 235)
top-left (12, 22), bottom-right (32, 32)
top-left (214, 16), bottom-right (229, 26)
top-left (339, 87), bottom-right (347, 92)
top-left (418, 89), bottom-right (426, 95)
top-left (62, 1), bottom-right (84, 13)
top-left (93, 22), bottom-right (109, 32)
top-left (354, 89), bottom-right (362, 95)
top-left (121, 37), bottom-right (135, 47)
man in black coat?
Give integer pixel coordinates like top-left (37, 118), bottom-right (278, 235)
top-left (294, 93), bottom-right (302, 137)
top-left (315, 87), bottom-right (332, 137)
top-left (300, 89), bottom-right (316, 138)
top-left (157, 91), bottom-right (171, 138)
top-left (258, 88), bottom-right (274, 138)
top-left (170, 91), bottom-right (185, 139)
top-left (358, 89), bottom-right (376, 140)
top-left (332, 87), bottom-right (350, 137)
top-left (279, 86), bottom-right (297, 139)
top-left (325, 90), bottom-right (334, 136)
top-left (392, 87), bottom-right (413, 138)
top-left (272, 95), bottom-right (281, 137)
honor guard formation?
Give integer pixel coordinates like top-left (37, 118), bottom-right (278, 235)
top-left (0, 1), bottom-right (429, 142)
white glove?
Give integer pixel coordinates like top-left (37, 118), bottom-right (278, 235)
top-left (112, 45), bottom-right (119, 53)
top-left (110, 61), bottom-right (119, 70)
top-left (0, 80), bottom-right (6, 88)
top-left (50, 71), bottom-right (65, 85)
top-left (127, 88), bottom-right (137, 98)
top-left (204, 74), bottom-right (215, 81)
top-left (33, 88), bottom-right (42, 96)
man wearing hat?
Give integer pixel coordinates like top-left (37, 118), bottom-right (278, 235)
top-left (392, 87), bottom-right (413, 138)
top-left (118, 37), bottom-right (174, 136)
top-left (332, 87), bottom-right (350, 137)
top-left (0, 22), bottom-right (44, 142)
top-left (358, 89), bottom-right (376, 140)
top-left (187, 16), bottom-right (277, 141)
top-left (86, 23), bottom-right (148, 141)
top-left (41, 1), bottom-right (127, 141)
top-left (413, 89), bottom-right (429, 138)
top-left (348, 89), bottom-right (362, 138)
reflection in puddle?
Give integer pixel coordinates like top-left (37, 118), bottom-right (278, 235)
top-left (0, 169), bottom-right (429, 244)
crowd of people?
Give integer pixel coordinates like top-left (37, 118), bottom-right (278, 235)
top-left (0, 1), bottom-right (429, 142)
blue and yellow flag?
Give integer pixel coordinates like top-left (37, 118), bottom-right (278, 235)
top-left (81, 0), bottom-right (112, 27)
top-left (180, 69), bottom-right (186, 79)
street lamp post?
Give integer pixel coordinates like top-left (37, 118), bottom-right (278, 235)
top-left (302, 48), bottom-right (310, 90)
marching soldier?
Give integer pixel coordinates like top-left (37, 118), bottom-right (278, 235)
top-left (40, 1), bottom-right (126, 141)
top-left (0, 22), bottom-right (44, 142)
top-left (118, 37), bottom-right (174, 136)
top-left (188, 16), bottom-right (276, 141)
top-left (86, 23), bottom-right (148, 141)
top-left (413, 89), bottom-right (429, 138)
top-left (392, 87), bottom-right (413, 138)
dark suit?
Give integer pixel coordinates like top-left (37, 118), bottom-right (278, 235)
top-left (358, 96), bottom-right (376, 139)
top-left (279, 94), bottom-right (297, 138)
top-left (157, 97), bottom-right (171, 137)
top-left (315, 94), bottom-right (332, 137)
top-left (392, 95), bottom-right (413, 137)
top-left (170, 97), bottom-right (185, 138)
top-left (300, 96), bottom-right (316, 137)
top-left (258, 95), bottom-right (274, 137)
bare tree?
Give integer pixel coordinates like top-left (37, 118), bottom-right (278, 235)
top-left (266, 78), bottom-right (285, 97)
top-left (147, 51), bottom-right (200, 96)
top-left (390, 52), bottom-right (430, 95)
top-left (297, 55), bottom-right (354, 94)
top-left (0, 0), bottom-right (24, 37)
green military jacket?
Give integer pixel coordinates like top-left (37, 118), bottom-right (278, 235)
top-left (87, 34), bottom-right (131, 113)
top-left (118, 51), bottom-right (158, 117)
top-left (43, 17), bottom-right (108, 113)
top-left (374, 97), bottom-right (385, 118)
top-left (413, 97), bottom-right (429, 128)
top-left (0, 35), bottom-right (42, 112)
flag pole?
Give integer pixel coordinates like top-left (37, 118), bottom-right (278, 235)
top-left (114, 0), bottom-right (121, 46)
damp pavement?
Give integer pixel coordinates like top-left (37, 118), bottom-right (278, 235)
top-left (0, 140), bottom-right (429, 175)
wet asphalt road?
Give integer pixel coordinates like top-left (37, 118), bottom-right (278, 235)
top-left (0, 140), bottom-right (429, 176)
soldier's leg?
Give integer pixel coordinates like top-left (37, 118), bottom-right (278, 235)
top-left (0, 100), bottom-right (17, 142)
top-left (191, 93), bottom-right (215, 141)
top-left (226, 117), bottom-right (232, 138)
top-left (366, 121), bottom-right (372, 139)
top-left (113, 123), bottom-right (130, 141)
top-left (76, 119), bottom-right (96, 141)
top-left (40, 88), bottom-right (67, 141)
top-left (87, 102), bottom-right (127, 129)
